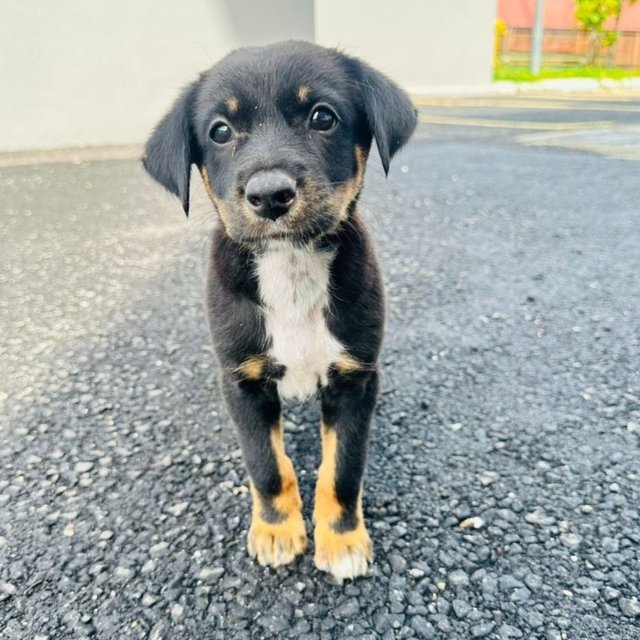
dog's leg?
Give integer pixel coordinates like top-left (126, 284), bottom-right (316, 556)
top-left (314, 370), bottom-right (378, 581)
top-left (221, 373), bottom-right (307, 568)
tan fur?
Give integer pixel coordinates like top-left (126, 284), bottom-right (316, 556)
top-left (314, 504), bottom-right (371, 577)
top-left (313, 425), bottom-right (342, 524)
top-left (334, 353), bottom-right (367, 375)
top-left (234, 356), bottom-right (266, 380)
top-left (313, 423), bottom-right (372, 579)
top-left (247, 421), bottom-right (307, 567)
top-left (225, 96), bottom-right (239, 114)
top-left (200, 167), bottom-right (232, 232)
top-left (334, 145), bottom-right (367, 219)
top-left (269, 426), bottom-right (304, 516)
top-left (297, 85), bottom-right (311, 103)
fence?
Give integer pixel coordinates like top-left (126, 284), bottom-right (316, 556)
top-left (499, 28), bottom-right (640, 68)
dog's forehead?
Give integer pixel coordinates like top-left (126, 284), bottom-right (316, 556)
top-left (197, 43), bottom-right (352, 117)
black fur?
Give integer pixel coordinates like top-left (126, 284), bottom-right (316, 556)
top-left (143, 84), bottom-right (199, 214)
top-left (143, 40), bottom-right (416, 565)
top-left (348, 58), bottom-right (417, 175)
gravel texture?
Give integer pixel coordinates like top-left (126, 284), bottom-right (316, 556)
top-left (1, 97), bottom-right (639, 639)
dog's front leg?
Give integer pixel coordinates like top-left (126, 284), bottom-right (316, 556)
top-left (221, 372), bottom-right (307, 568)
top-left (314, 369), bottom-right (379, 581)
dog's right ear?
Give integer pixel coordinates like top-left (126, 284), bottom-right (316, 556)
top-left (142, 83), bottom-right (199, 216)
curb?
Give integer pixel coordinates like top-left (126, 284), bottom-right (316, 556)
top-left (410, 77), bottom-right (640, 99)
top-left (494, 77), bottom-right (640, 94)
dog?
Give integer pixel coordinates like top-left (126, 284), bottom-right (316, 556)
top-left (143, 40), bottom-right (416, 581)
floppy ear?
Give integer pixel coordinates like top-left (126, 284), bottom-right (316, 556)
top-left (142, 83), bottom-right (199, 216)
top-left (356, 62), bottom-right (417, 175)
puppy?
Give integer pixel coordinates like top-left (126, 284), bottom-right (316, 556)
top-left (143, 40), bottom-right (416, 581)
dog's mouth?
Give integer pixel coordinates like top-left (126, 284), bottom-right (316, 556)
top-left (240, 224), bottom-right (330, 247)
top-left (229, 199), bottom-right (341, 246)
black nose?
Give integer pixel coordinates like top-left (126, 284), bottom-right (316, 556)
top-left (245, 170), bottom-right (297, 220)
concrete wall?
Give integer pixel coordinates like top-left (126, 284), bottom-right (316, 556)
top-left (315, 0), bottom-right (496, 94)
top-left (0, 0), bottom-right (495, 152)
top-left (0, 0), bottom-right (314, 151)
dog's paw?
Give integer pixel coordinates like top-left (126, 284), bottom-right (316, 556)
top-left (314, 521), bottom-right (373, 582)
top-left (247, 511), bottom-right (307, 568)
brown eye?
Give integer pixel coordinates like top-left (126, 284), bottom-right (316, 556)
top-left (309, 106), bottom-right (337, 132)
top-left (210, 122), bottom-right (232, 144)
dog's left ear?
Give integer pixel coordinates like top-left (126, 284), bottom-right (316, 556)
top-left (354, 61), bottom-right (417, 175)
top-left (142, 82), bottom-right (199, 216)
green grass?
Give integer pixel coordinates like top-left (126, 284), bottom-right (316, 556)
top-left (495, 65), bottom-right (640, 82)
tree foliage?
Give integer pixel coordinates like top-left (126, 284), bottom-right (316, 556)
top-left (575, 0), bottom-right (638, 62)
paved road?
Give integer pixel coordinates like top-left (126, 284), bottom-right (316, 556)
top-left (1, 94), bottom-right (639, 639)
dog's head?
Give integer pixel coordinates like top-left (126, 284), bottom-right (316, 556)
top-left (143, 41), bottom-right (416, 246)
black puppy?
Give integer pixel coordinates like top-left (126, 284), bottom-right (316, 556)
top-left (144, 41), bottom-right (415, 581)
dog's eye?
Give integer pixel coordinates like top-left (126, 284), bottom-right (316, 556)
top-left (309, 106), bottom-right (337, 132)
top-left (209, 122), bottom-right (233, 144)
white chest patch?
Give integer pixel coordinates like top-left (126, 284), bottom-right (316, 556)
top-left (255, 242), bottom-right (343, 401)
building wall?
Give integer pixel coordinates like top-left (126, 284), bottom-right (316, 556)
top-left (0, 0), bottom-right (494, 151)
top-left (498, 0), bottom-right (640, 31)
top-left (0, 0), bottom-right (313, 151)
top-left (315, 0), bottom-right (496, 94)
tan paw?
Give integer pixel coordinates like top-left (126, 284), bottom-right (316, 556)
top-left (247, 511), bottom-right (307, 568)
top-left (314, 521), bottom-right (373, 582)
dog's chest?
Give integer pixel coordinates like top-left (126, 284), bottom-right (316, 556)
top-left (255, 245), bottom-right (343, 400)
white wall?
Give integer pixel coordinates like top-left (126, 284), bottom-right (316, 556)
top-left (314, 0), bottom-right (496, 94)
top-left (0, 1), bottom-right (495, 151)
top-left (0, 0), bottom-right (314, 151)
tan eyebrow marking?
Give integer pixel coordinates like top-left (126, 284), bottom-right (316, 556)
top-left (225, 96), bottom-right (239, 114)
top-left (297, 85), bottom-right (310, 103)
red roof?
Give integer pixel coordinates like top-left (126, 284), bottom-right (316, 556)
top-left (498, 0), bottom-right (640, 32)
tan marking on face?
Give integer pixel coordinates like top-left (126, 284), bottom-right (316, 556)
top-left (225, 96), bottom-right (239, 114)
top-left (284, 191), bottom-right (306, 224)
top-left (247, 420), bottom-right (307, 567)
top-left (297, 85), bottom-right (311, 103)
top-left (200, 167), bottom-right (231, 232)
top-left (234, 355), bottom-right (266, 380)
top-left (313, 422), bottom-right (372, 580)
top-left (334, 145), bottom-right (368, 219)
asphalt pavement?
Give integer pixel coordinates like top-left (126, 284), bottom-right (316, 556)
top-left (1, 94), bottom-right (640, 639)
